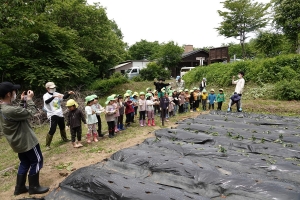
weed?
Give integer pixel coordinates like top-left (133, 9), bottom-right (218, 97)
top-left (54, 162), bottom-right (73, 171)
top-left (261, 137), bottom-right (265, 143)
top-left (210, 132), bottom-right (219, 136)
top-left (218, 145), bottom-right (227, 154)
top-left (279, 134), bottom-right (283, 140)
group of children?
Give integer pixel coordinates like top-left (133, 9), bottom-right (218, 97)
top-left (64, 86), bottom-right (227, 148)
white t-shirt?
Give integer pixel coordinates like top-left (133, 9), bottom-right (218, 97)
top-left (233, 78), bottom-right (245, 94)
top-left (43, 92), bottom-right (64, 118)
top-left (146, 100), bottom-right (154, 111)
top-left (85, 106), bottom-right (98, 124)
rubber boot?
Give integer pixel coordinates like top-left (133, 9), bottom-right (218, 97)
top-left (14, 174), bottom-right (28, 195)
top-left (45, 134), bottom-right (53, 150)
top-left (87, 133), bottom-right (91, 143)
top-left (152, 119), bottom-right (156, 126)
top-left (140, 120), bottom-right (144, 127)
top-left (115, 125), bottom-right (119, 133)
top-left (148, 119), bottom-right (151, 126)
top-left (28, 172), bottom-right (49, 195)
top-left (93, 133), bottom-right (98, 142)
top-left (60, 129), bottom-right (70, 142)
top-left (120, 124), bottom-right (126, 130)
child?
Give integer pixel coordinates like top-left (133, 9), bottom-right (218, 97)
top-left (66, 99), bottom-right (86, 148)
top-left (85, 96), bottom-right (98, 143)
top-left (168, 91), bottom-right (175, 117)
top-left (105, 96), bottom-right (117, 138)
top-left (208, 89), bottom-right (216, 110)
top-left (146, 93), bottom-right (155, 126)
top-left (193, 87), bottom-right (200, 111)
top-left (228, 92), bottom-right (241, 112)
top-left (132, 92), bottom-right (138, 122)
top-left (139, 92), bottom-right (147, 127)
top-left (117, 95), bottom-right (125, 130)
top-left (178, 90), bottom-right (185, 113)
top-left (200, 89), bottom-right (208, 111)
top-left (189, 89), bottom-right (194, 112)
top-left (153, 90), bottom-right (160, 115)
top-left (112, 95), bottom-right (120, 133)
top-left (124, 93), bottom-right (134, 127)
top-left (160, 90), bottom-right (169, 122)
top-left (184, 89), bottom-right (190, 112)
top-left (217, 89), bottom-right (225, 110)
top-left (172, 90), bottom-right (179, 116)
top-left (91, 94), bottom-right (104, 137)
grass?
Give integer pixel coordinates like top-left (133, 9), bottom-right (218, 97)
top-left (1, 79), bottom-right (300, 196)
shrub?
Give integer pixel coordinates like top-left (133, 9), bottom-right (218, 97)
top-left (140, 62), bottom-right (170, 81)
top-left (89, 74), bottom-right (129, 94)
top-left (274, 80), bottom-right (300, 100)
top-left (131, 75), bottom-right (144, 82)
top-left (183, 54), bottom-right (300, 88)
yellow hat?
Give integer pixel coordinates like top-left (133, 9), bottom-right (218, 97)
top-left (66, 99), bottom-right (78, 108)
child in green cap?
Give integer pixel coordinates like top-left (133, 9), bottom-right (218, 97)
top-left (105, 96), bottom-right (117, 138)
top-left (85, 96), bottom-right (98, 143)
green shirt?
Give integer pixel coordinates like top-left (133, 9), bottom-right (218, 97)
top-left (0, 100), bottom-right (39, 153)
top-left (216, 93), bottom-right (225, 102)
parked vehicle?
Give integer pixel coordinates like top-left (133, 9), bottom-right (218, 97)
top-left (180, 67), bottom-right (195, 77)
top-left (126, 67), bottom-right (145, 79)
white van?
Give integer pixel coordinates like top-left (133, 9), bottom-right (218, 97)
top-left (180, 67), bottom-right (195, 77)
top-left (126, 67), bottom-right (142, 80)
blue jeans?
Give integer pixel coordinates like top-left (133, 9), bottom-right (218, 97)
top-left (173, 105), bottom-right (178, 115)
top-left (184, 102), bottom-right (189, 112)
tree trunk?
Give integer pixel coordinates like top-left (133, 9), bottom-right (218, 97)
top-left (240, 32), bottom-right (246, 58)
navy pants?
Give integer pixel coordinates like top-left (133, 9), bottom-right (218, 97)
top-left (49, 115), bottom-right (65, 135)
top-left (18, 144), bottom-right (43, 176)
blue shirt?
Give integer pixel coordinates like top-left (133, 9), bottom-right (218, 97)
top-left (208, 94), bottom-right (216, 104)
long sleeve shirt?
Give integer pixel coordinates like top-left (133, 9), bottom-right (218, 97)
top-left (105, 105), bottom-right (116, 122)
top-left (208, 94), bottom-right (216, 104)
top-left (67, 108), bottom-right (86, 128)
top-left (160, 97), bottom-right (169, 109)
top-left (216, 93), bottom-right (225, 103)
top-left (233, 78), bottom-right (245, 94)
top-left (43, 92), bottom-right (71, 118)
top-left (85, 106), bottom-right (98, 124)
top-left (139, 99), bottom-right (146, 111)
top-left (0, 100), bottom-right (39, 153)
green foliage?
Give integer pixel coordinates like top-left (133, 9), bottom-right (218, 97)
top-left (89, 75), bottom-right (129, 94)
top-left (254, 31), bottom-right (293, 57)
top-left (274, 80), bottom-right (300, 100)
top-left (131, 75), bottom-right (144, 82)
top-left (0, 0), bottom-right (127, 92)
top-left (273, 0), bottom-right (300, 53)
top-left (156, 41), bottom-right (184, 69)
top-left (128, 40), bottom-right (161, 60)
top-left (140, 62), bottom-right (170, 81)
top-left (183, 54), bottom-right (300, 100)
top-left (217, 0), bottom-right (271, 57)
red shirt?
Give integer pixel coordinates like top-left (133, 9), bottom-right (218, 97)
top-left (124, 100), bottom-right (134, 114)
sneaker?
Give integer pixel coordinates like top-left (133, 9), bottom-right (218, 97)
top-left (239, 108), bottom-right (242, 112)
top-left (46, 146), bottom-right (51, 151)
top-left (227, 108), bottom-right (231, 112)
top-left (77, 142), bottom-right (83, 147)
top-left (165, 119), bottom-right (169, 122)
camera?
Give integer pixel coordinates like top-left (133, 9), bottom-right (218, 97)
top-left (24, 91), bottom-right (27, 95)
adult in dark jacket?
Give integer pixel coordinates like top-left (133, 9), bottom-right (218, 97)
top-left (154, 78), bottom-right (171, 98)
top-left (0, 82), bottom-right (49, 195)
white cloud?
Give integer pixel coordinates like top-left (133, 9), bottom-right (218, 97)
top-left (87, 0), bottom-right (271, 48)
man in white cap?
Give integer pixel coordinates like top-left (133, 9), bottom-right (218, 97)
top-left (43, 82), bottom-right (74, 150)
top-left (0, 82), bottom-right (49, 195)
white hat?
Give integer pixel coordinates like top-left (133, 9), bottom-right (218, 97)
top-left (45, 82), bottom-right (56, 89)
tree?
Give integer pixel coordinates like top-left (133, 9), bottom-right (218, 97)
top-left (157, 41), bottom-right (183, 69)
top-left (254, 31), bottom-right (292, 57)
top-left (128, 40), bottom-right (161, 60)
top-left (216, 0), bottom-right (271, 58)
top-left (273, 0), bottom-right (300, 53)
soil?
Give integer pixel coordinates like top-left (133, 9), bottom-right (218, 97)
top-left (2, 112), bottom-right (202, 200)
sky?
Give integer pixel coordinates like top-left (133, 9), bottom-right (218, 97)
top-left (87, 0), bottom-right (271, 48)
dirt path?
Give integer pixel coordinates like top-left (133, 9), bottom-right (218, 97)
top-left (3, 112), bottom-right (202, 200)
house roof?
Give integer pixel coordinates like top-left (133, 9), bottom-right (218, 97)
top-left (110, 61), bottom-right (131, 70)
top-left (182, 49), bottom-right (209, 58)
